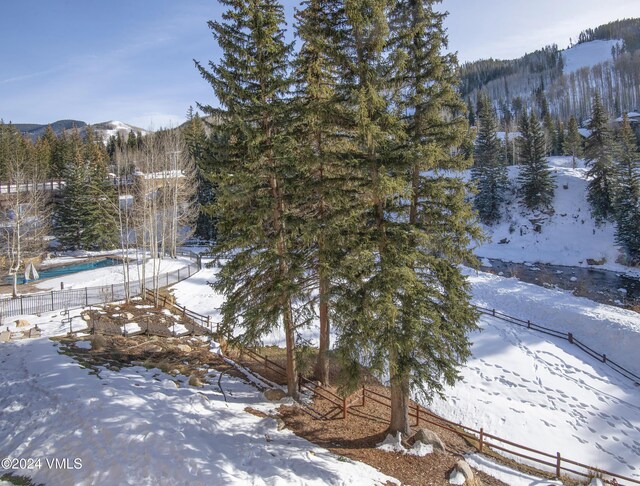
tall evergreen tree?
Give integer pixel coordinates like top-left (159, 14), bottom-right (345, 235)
top-left (563, 115), bottom-right (583, 168)
top-left (55, 130), bottom-right (88, 249)
top-left (329, 0), bottom-right (480, 436)
top-left (614, 114), bottom-right (640, 263)
top-left (472, 93), bottom-right (508, 225)
top-left (54, 128), bottom-right (118, 250)
top-left (584, 94), bottom-right (617, 223)
top-left (195, 0), bottom-right (304, 398)
top-left (184, 107), bottom-right (216, 241)
top-left (293, 0), bottom-right (352, 385)
top-left (381, 0), bottom-right (480, 434)
top-left (553, 119), bottom-right (564, 156)
top-left (517, 112), bottom-right (555, 212)
top-left (81, 126), bottom-right (119, 249)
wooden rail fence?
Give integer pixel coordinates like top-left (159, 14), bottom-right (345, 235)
top-left (167, 299), bottom-right (639, 485)
top-left (474, 305), bottom-right (640, 386)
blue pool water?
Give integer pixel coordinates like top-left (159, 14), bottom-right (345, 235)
top-left (7, 258), bottom-right (121, 285)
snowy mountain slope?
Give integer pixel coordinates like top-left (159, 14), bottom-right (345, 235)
top-left (562, 39), bottom-right (621, 75)
top-left (0, 338), bottom-right (397, 486)
top-left (14, 119), bottom-right (147, 143)
top-left (91, 120), bottom-right (148, 143)
top-left (476, 157), bottom-right (629, 273)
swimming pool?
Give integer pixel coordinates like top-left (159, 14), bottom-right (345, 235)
top-left (6, 258), bottom-right (121, 285)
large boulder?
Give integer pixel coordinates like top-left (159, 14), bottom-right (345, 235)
top-left (176, 344), bottom-right (192, 353)
top-left (448, 460), bottom-right (482, 486)
top-left (91, 334), bottom-right (107, 352)
top-left (188, 374), bottom-right (204, 387)
top-left (411, 428), bottom-right (446, 453)
top-left (264, 388), bottom-right (287, 401)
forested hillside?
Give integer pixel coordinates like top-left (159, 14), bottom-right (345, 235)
top-left (460, 18), bottom-right (640, 123)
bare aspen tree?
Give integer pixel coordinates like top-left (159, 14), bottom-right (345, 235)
top-left (1, 155), bottom-right (50, 297)
top-left (117, 130), bottom-right (197, 303)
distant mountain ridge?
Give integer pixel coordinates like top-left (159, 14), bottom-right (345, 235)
top-left (459, 18), bottom-right (640, 122)
top-left (12, 119), bottom-right (146, 143)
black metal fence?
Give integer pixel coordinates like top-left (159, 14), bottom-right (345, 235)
top-left (0, 252), bottom-right (201, 321)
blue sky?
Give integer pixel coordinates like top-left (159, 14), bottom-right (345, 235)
top-left (0, 0), bottom-right (637, 129)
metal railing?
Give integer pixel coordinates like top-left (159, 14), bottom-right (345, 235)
top-left (0, 252), bottom-right (201, 321)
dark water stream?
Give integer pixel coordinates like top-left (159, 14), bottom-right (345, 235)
top-left (480, 258), bottom-right (640, 309)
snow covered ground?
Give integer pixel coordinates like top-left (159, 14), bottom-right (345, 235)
top-left (170, 263), bottom-right (640, 480)
top-left (0, 337), bottom-right (396, 485)
top-left (475, 157), bottom-right (638, 275)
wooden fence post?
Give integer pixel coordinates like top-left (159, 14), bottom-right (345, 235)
top-left (362, 385), bottom-right (366, 407)
top-left (556, 452), bottom-right (561, 478)
top-left (492, 309), bottom-right (496, 316)
top-left (479, 428), bottom-right (484, 453)
top-left (568, 332), bottom-right (573, 344)
top-left (527, 320), bottom-right (531, 329)
top-left (602, 354), bottom-right (607, 363)
top-left (342, 396), bottom-right (348, 419)
top-left (416, 405), bottom-right (420, 426)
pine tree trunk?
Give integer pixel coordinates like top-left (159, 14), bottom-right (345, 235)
top-left (269, 166), bottom-right (299, 399)
top-left (388, 347), bottom-right (411, 436)
top-left (283, 297), bottom-right (299, 399)
top-left (315, 253), bottom-right (330, 384)
top-left (410, 164), bottom-right (419, 225)
top-left (315, 152), bottom-right (330, 385)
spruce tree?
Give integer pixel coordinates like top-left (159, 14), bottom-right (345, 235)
top-left (54, 127), bottom-right (118, 250)
top-left (383, 0), bottom-right (480, 434)
top-left (329, 0), bottom-right (480, 436)
top-left (81, 126), bottom-right (119, 250)
top-left (517, 112), bottom-right (555, 212)
top-left (584, 94), bottom-right (617, 223)
top-left (55, 130), bottom-right (87, 249)
top-left (614, 114), bottom-right (640, 262)
top-left (472, 93), bottom-right (508, 225)
top-left (195, 0), bottom-right (304, 398)
top-left (563, 115), bottom-right (583, 168)
top-left (553, 119), bottom-right (564, 156)
top-left (184, 108), bottom-right (216, 241)
top-left (293, 0), bottom-right (352, 385)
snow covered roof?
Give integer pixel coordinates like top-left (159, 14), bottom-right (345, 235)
top-left (615, 112), bottom-right (640, 123)
top-left (496, 131), bottom-right (521, 141)
top-left (578, 128), bottom-right (591, 138)
top-left (134, 170), bottom-right (185, 180)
